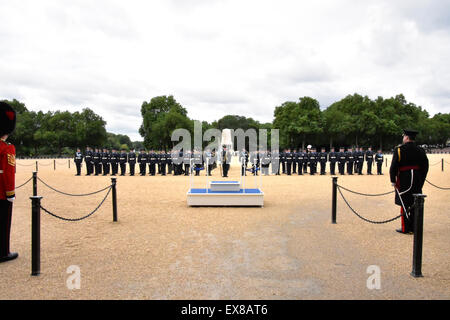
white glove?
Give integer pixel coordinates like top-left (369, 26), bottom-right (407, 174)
top-left (7, 196), bottom-right (15, 203)
top-left (391, 183), bottom-right (396, 187)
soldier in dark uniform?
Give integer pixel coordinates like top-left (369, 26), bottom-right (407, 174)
top-left (93, 148), bottom-right (102, 176)
top-left (356, 147), bottom-right (365, 175)
top-left (128, 149), bottom-right (136, 176)
top-left (138, 149), bottom-right (147, 176)
top-left (375, 149), bottom-right (384, 175)
top-left (101, 148), bottom-right (110, 175)
top-left (346, 147), bottom-right (355, 175)
top-left (338, 147), bottom-right (346, 175)
top-left (183, 149), bottom-right (192, 176)
top-left (160, 150), bottom-right (168, 176)
top-left (319, 147), bottom-right (327, 175)
top-left (156, 151), bottom-right (162, 174)
top-left (148, 150), bottom-right (156, 176)
top-left (285, 149), bottom-right (293, 175)
top-left (280, 149), bottom-right (286, 174)
top-left (261, 150), bottom-right (271, 175)
top-left (296, 149), bottom-right (304, 175)
top-left (0, 101), bottom-right (19, 263)
top-left (272, 150), bottom-right (280, 175)
top-left (119, 149), bottom-right (128, 176)
top-left (308, 148), bottom-right (317, 175)
top-left (390, 129), bottom-right (429, 234)
top-left (303, 148), bottom-right (309, 173)
top-left (167, 151), bottom-right (173, 175)
top-left (171, 149), bottom-right (180, 175)
top-left (292, 149), bottom-right (297, 174)
top-left (85, 147), bottom-right (93, 175)
top-left (110, 149), bottom-right (119, 176)
top-left (365, 147), bottom-right (374, 175)
top-left (328, 147), bottom-right (337, 175)
top-left (221, 146), bottom-right (231, 177)
top-left (239, 148), bottom-right (248, 176)
top-left (249, 151), bottom-right (258, 176)
top-left (74, 148), bottom-right (83, 176)
top-left (204, 148), bottom-right (213, 176)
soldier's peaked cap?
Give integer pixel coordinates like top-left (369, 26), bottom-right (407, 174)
top-left (0, 101), bottom-right (17, 136)
top-left (403, 129), bottom-right (418, 139)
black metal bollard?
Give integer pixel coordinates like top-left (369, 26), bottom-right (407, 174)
top-left (442, 158), bottom-right (444, 172)
top-left (30, 196), bottom-right (43, 276)
top-left (411, 194), bottom-right (426, 278)
top-left (111, 178), bottom-right (118, 222)
top-left (32, 172), bottom-right (37, 197)
top-left (331, 177), bottom-right (337, 224)
top-left (68, 159), bottom-right (70, 169)
top-left (54, 159), bottom-right (56, 171)
top-left (35, 161), bottom-right (38, 172)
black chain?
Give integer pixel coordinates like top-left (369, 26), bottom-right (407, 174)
top-left (16, 176), bottom-right (33, 189)
top-left (337, 186), bottom-right (402, 224)
top-left (38, 162), bottom-right (53, 166)
top-left (39, 186), bottom-right (112, 222)
top-left (16, 162), bottom-right (35, 167)
top-left (429, 160), bottom-right (442, 166)
top-left (336, 184), bottom-right (394, 196)
top-left (37, 177), bottom-right (112, 196)
top-left (426, 179), bottom-right (450, 190)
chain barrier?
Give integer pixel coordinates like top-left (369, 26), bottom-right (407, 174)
top-left (37, 162), bottom-right (53, 166)
top-left (37, 177), bottom-right (112, 196)
top-left (425, 179), bottom-right (450, 190)
top-left (429, 160), bottom-right (442, 166)
top-left (445, 160), bottom-right (450, 165)
top-left (16, 176), bottom-right (33, 189)
top-left (16, 162), bottom-right (35, 167)
top-left (39, 186), bottom-right (112, 222)
top-left (337, 186), bottom-right (402, 224)
top-left (336, 184), bottom-right (394, 196)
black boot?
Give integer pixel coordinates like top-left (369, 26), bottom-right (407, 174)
top-left (0, 252), bottom-right (18, 263)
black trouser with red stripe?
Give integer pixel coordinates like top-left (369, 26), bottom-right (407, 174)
top-left (0, 200), bottom-right (13, 258)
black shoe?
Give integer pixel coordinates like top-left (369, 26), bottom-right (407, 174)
top-left (396, 229), bottom-right (413, 235)
top-left (0, 252), bottom-right (19, 263)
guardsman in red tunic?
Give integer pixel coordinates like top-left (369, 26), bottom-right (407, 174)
top-left (0, 101), bottom-right (18, 263)
top-left (390, 129), bottom-right (429, 234)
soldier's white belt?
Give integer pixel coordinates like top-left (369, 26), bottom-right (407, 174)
top-left (0, 170), bottom-right (3, 173)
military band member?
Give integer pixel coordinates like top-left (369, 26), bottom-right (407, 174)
top-left (138, 149), bottom-right (147, 176)
top-left (128, 149), bottom-right (136, 176)
top-left (240, 148), bottom-right (248, 176)
top-left (303, 149), bottom-right (309, 173)
top-left (319, 148), bottom-right (327, 175)
top-left (365, 147), bottom-right (374, 175)
top-left (328, 147), bottom-right (337, 175)
top-left (85, 147), bottom-right (93, 175)
top-left (74, 148), bottom-right (83, 176)
top-left (338, 147), bottom-right (346, 175)
top-left (93, 148), bottom-right (102, 176)
top-left (160, 150), bottom-right (168, 176)
top-left (0, 102), bottom-right (18, 263)
top-left (167, 151), bottom-right (173, 175)
top-left (346, 147), bottom-right (355, 175)
top-left (375, 149), bottom-right (384, 175)
top-left (249, 151), bottom-right (259, 176)
top-left (119, 149), bottom-right (128, 176)
top-left (101, 148), bottom-right (110, 175)
top-left (390, 129), bottom-right (429, 234)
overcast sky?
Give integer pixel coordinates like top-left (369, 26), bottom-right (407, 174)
top-left (1, 0), bottom-right (449, 141)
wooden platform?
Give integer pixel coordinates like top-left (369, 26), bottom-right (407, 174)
top-left (187, 188), bottom-right (264, 207)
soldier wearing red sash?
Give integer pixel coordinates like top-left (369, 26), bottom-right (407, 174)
top-left (0, 101), bottom-right (18, 263)
top-left (390, 129), bottom-right (429, 234)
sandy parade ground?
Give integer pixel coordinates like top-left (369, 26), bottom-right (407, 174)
top-left (1, 154), bottom-right (449, 300)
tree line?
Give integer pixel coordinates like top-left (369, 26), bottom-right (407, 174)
top-left (140, 93), bottom-right (450, 151)
top-left (3, 92), bottom-right (449, 156)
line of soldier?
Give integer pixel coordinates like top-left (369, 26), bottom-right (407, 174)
top-left (74, 146), bottom-right (385, 177)
top-left (239, 147), bottom-right (385, 176)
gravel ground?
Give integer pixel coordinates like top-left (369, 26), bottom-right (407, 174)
top-left (1, 154), bottom-right (449, 300)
